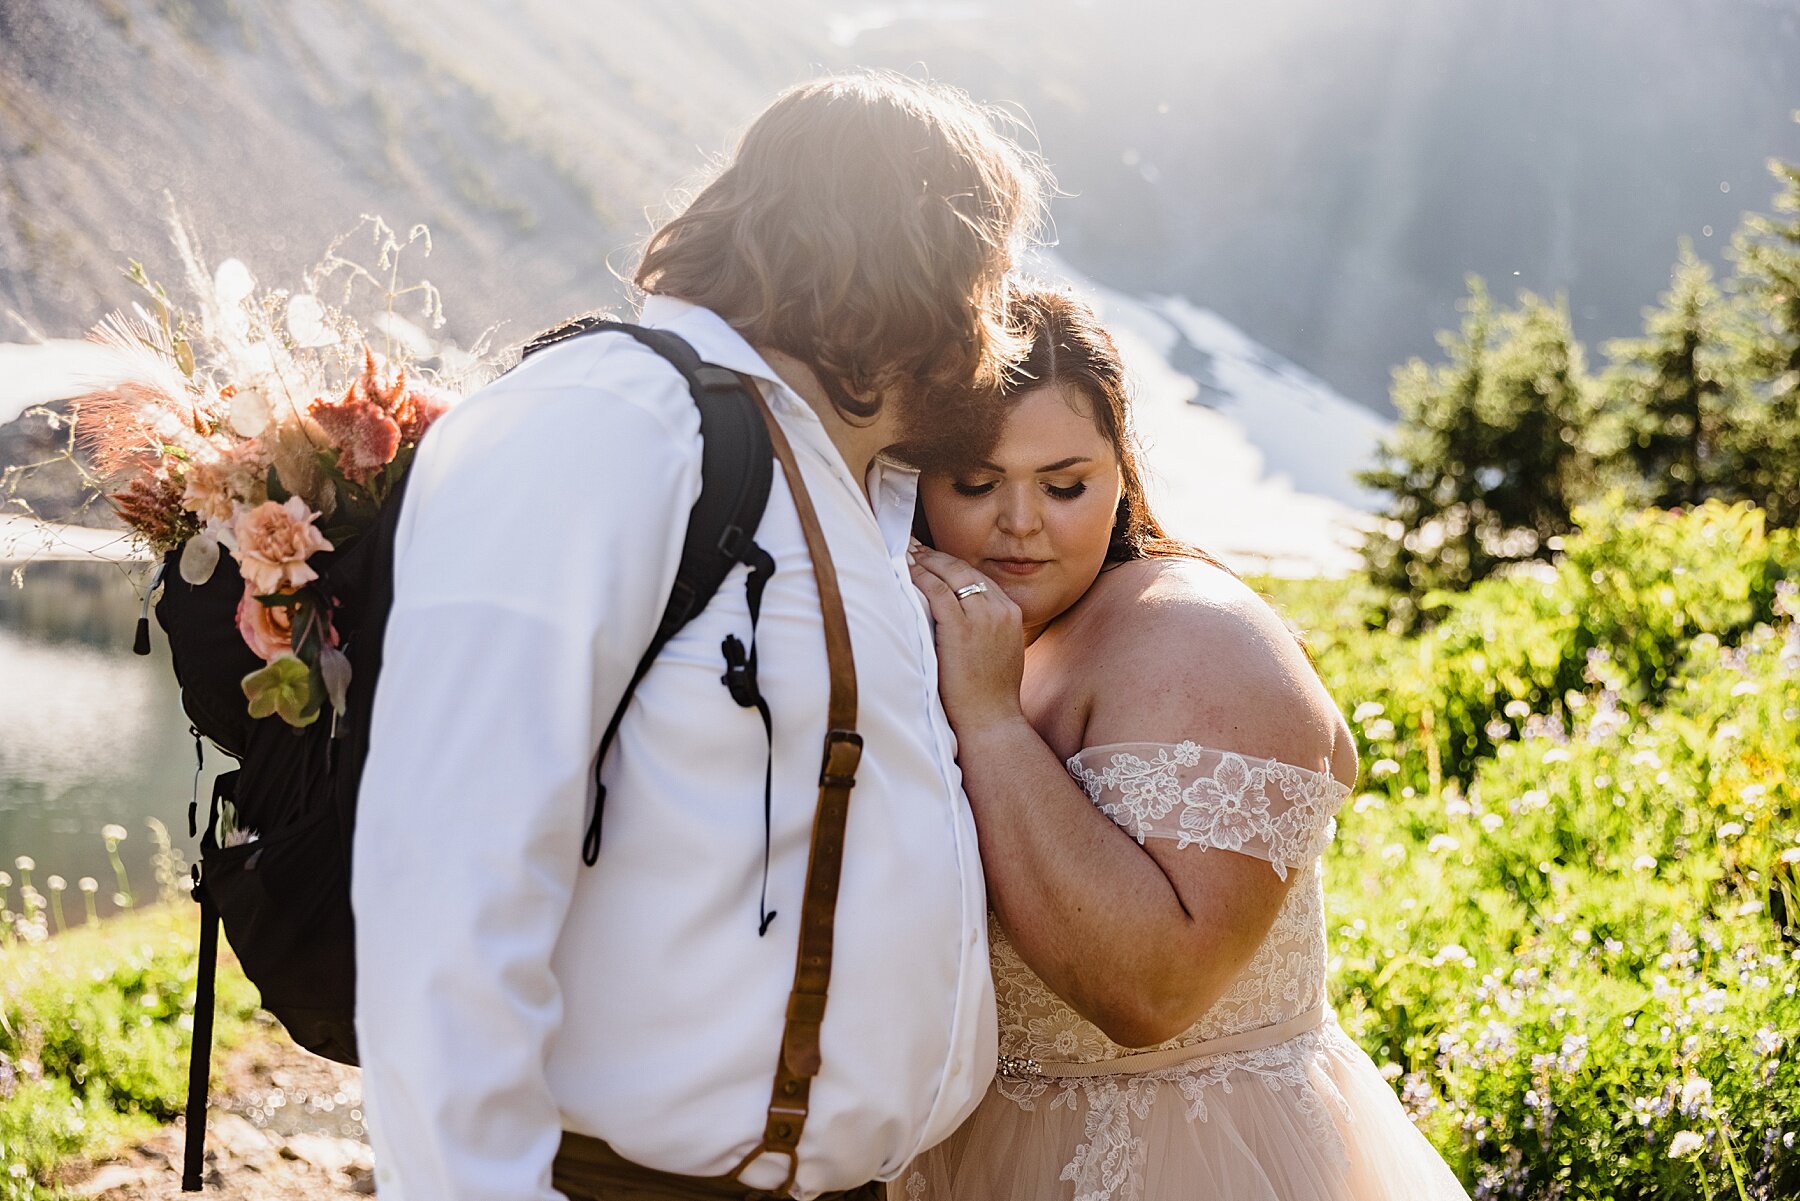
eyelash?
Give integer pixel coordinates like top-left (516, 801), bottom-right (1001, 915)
top-left (952, 481), bottom-right (1088, 500)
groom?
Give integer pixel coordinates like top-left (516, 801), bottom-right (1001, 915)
top-left (351, 73), bottom-right (1044, 1200)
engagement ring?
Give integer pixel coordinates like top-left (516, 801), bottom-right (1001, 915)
top-left (953, 582), bottom-right (989, 600)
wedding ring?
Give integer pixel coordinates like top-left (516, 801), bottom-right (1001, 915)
top-left (953, 582), bottom-right (989, 600)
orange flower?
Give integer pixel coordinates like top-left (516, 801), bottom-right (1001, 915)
top-left (349, 346), bottom-right (407, 412)
top-left (393, 383), bottom-right (453, 444)
top-left (310, 395), bottom-right (400, 484)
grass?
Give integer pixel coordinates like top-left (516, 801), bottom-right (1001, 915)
top-left (0, 836), bottom-right (259, 1201)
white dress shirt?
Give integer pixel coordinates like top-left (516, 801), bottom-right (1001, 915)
top-left (352, 297), bottom-right (995, 1201)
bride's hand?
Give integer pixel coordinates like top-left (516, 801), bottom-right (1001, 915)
top-left (908, 542), bottom-right (1026, 736)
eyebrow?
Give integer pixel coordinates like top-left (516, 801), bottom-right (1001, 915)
top-left (977, 456), bottom-right (1093, 474)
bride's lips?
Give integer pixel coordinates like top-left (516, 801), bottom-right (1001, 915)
top-left (987, 557), bottom-right (1049, 577)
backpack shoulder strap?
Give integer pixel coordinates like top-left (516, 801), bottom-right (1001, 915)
top-left (522, 317), bottom-right (775, 864)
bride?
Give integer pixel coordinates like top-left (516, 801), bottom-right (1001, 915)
top-left (898, 289), bottom-right (1470, 1200)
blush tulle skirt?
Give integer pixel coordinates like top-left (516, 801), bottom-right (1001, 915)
top-left (891, 1022), bottom-right (1470, 1201)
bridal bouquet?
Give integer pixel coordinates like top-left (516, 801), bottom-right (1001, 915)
top-left (73, 217), bottom-right (466, 729)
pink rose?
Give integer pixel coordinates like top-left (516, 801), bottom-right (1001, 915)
top-left (233, 497), bottom-right (333, 595)
top-left (236, 583), bottom-right (339, 663)
top-left (236, 585), bottom-right (298, 660)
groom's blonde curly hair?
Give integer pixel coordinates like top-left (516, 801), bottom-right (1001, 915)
top-left (635, 71), bottom-right (1049, 419)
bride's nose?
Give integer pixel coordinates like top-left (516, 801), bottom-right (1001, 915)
top-left (996, 487), bottom-right (1043, 537)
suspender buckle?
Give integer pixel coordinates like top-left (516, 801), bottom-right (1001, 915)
top-left (818, 729), bottom-right (863, 790)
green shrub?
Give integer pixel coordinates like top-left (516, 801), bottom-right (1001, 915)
top-left (1262, 500), bottom-right (1800, 1199)
top-left (1295, 499), bottom-right (1799, 793)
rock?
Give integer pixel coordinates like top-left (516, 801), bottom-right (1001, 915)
top-left (204, 1113), bottom-right (277, 1165)
top-left (71, 1162), bottom-right (150, 1196)
top-left (280, 1133), bottom-right (373, 1177)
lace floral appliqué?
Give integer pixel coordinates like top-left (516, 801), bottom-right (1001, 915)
top-left (1067, 741), bottom-right (1348, 881)
top-left (1031, 1028), bottom-right (1357, 1201)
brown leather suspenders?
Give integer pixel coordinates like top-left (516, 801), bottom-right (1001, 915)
top-left (726, 380), bottom-right (864, 1197)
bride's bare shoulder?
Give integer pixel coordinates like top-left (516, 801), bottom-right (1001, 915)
top-left (1077, 556), bottom-right (1278, 640)
top-left (1070, 557), bottom-right (1354, 780)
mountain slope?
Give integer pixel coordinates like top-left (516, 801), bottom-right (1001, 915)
top-left (0, 0), bottom-right (835, 347)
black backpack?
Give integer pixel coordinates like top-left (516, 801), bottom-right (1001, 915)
top-left (154, 322), bottom-right (778, 1191)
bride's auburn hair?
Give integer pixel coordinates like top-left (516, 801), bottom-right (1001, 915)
top-left (1003, 289), bottom-right (1229, 571)
top-left (634, 72), bottom-right (1048, 418)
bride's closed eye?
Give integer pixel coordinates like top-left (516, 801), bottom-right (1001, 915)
top-left (951, 480), bottom-right (1090, 500)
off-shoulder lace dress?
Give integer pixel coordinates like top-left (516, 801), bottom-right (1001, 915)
top-left (893, 743), bottom-right (1469, 1201)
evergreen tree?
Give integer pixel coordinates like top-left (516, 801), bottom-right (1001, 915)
top-left (1361, 279), bottom-right (1599, 618)
top-left (1480, 291), bottom-right (1599, 549)
top-left (1727, 118), bottom-right (1800, 526)
top-left (1601, 241), bottom-right (1743, 509)
top-left (1360, 280), bottom-right (1496, 608)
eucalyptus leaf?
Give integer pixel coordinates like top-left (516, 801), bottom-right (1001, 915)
top-left (318, 644), bottom-right (352, 718)
top-left (291, 595), bottom-right (323, 662)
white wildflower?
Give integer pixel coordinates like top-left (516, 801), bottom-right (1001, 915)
top-left (1667, 1130), bottom-right (1706, 1157)
top-left (1679, 1075), bottom-right (1712, 1115)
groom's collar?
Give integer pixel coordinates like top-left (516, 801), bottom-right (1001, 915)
top-left (637, 295), bottom-right (819, 428)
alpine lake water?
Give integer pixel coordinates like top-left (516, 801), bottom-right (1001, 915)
top-left (0, 557), bottom-right (208, 928)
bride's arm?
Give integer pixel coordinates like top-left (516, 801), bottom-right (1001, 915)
top-left (913, 550), bottom-right (1351, 1049)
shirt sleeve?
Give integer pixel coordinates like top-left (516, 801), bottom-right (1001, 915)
top-left (351, 357), bottom-right (701, 1201)
top-left (1066, 742), bottom-right (1350, 881)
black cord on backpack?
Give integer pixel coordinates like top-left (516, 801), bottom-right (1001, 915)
top-left (721, 543), bottom-right (779, 935)
top-left (182, 881), bottom-right (219, 1191)
top-left (187, 728), bottom-right (204, 840)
